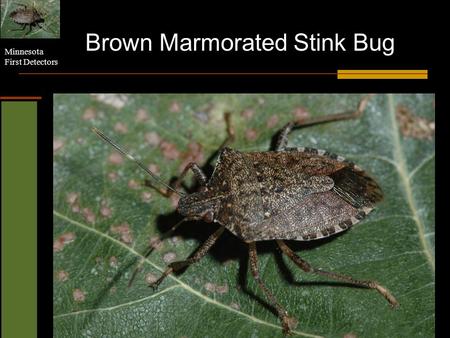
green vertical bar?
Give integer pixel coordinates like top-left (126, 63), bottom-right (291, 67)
top-left (1, 102), bottom-right (37, 338)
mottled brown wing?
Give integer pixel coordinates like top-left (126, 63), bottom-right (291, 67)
top-left (10, 10), bottom-right (34, 24)
top-left (243, 147), bottom-right (383, 241)
top-left (209, 147), bottom-right (381, 241)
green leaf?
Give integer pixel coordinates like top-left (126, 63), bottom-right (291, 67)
top-left (1, 0), bottom-right (60, 39)
top-left (53, 94), bottom-right (435, 338)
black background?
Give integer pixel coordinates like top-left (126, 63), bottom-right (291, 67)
top-left (0, 4), bottom-right (442, 338)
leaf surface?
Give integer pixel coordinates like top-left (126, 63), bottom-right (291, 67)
top-left (53, 94), bottom-right (435, 337)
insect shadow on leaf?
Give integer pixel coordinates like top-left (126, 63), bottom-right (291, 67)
top-left (84, 257), bottom-right (139, 327)
top-left (93, 97), bottom-right (399, 335)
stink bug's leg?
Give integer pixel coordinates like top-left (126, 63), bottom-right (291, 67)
top-left (145, 162), bottom-right (207, 197)
top-left (248, 242), bottom-right (298, 334)
top-left (173, 162), bottom-right (208, 189)
top-left (128, 217), bottom-right (190, 288)
top-left (217, 112), bottom-right (236, 150)
top-left (276, 240), bottom-right (399, 308)
top-left (275, 96), bottom-right (371, 151)
top-left (204, 112), bottom-right (236, 166)
top-left (149, 226), bottom-right (225, 289)
top-left (152, 111), bottom-right (233, 199)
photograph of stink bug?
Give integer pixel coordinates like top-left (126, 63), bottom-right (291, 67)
top-left (53, 94), bottom-right (435, 338)
top-left (1, 0), bottom-right (60, 38)
top-left (8, 3), bottom-right (44, 34)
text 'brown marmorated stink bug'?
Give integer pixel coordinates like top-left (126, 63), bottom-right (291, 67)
top-left (92, 98), bottom-right (399, 335)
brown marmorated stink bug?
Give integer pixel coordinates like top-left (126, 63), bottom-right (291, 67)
top-left (9, 3), bottom-right (45, 35)
top-left (92, 98), bottom-right (399, 335)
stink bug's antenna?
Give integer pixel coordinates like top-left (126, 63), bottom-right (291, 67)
top-left (92, 127), bottom-right (184, 196)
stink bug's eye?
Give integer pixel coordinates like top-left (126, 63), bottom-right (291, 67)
top-left (202, 211), bottom-right (214, 223)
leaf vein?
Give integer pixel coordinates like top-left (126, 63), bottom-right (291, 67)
top-left (53, 210), bottom-right (322, 338)
top-left (408, 151), bottom-right (435, 182)
top-left (387, 94), bottom-right (434, 272)
top-left (53, 285), bottom-right (180, 319)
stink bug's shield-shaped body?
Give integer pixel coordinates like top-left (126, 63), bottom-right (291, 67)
top-left (178, 146), bottom-right (383, 242)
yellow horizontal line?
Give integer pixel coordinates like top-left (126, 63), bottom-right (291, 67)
top-left (338, 74), bottom-right (428, 79)
top-left (338, 69), bottom-right (428, 79)
top-left (339, 69), bottom-right (427, 74)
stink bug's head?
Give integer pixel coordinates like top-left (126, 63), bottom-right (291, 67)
top-left (177, 189), bottom-right (222, 223)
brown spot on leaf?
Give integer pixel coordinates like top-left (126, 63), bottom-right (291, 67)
top-left (292, 106), bottom-right (310, 121)
top-left (194, 110), bottom-right (210, 123)
top-left (396, 105), bottom-right (435, 140)
top-left (141, 191), bottom-right (153, 203)
top-left (108, 172), bottom-right (119, 182)
top-left (128, 179), bottom-right (140, 190)
top-left (216, 284), bottom-right (229, 294)
top-left (82, 107), bottom-right (96, 120)
top-left (108, 151), bottom-right (124, 165)
top-left (204, 282), bottom-right (216, 292)
top-left (56, 270), bottom-right (69, 282)
top-left (53, 138), bottom-right (64, 153)
top-left (160, 141), bottom-right (180, 160)
top-left (91, 94), bottom-right (128, 109)
top-left (114, 122), bottom-right (128, 134)
top-left (169, 236), bottom-right (182, 245)
top-left (245, 128), bottom-right (258, 141)
top-left (110, 286), bottom-right (117, 294)
top-left (204, 282), bottom-right (229, 294)
top-left (82, 208), bottom-right (96, 224)
top-left (285, 316), bottom-right (299, 332)
top-left (145, 132), bottom-right (161, 147)
top-left (266, 115), bottom-right (279, 129)
top-left (149, 236), bottom-right (164, 251)
top-left (109, 256), bottom-right (118, 268)
top-left (230, 302), bottom-right (240, 310)
top-left (110, 223), bottom-right (133, 244)
top-left (72, 288), bottom-right (86, 302)
top-left (147, 163), bottom-right (160, 176)
top-left (145, 273), bottom-right (158, 285)
top-left (241, 108), bottom-right (255, 120)
top-left (66, 192), bottom-right (79, 205)
top-left (135, 108), bottom-right (149, 122)
top-left (357, 94), bottom-right (374, 114)
top-left (170, 194), bottom-right (180, 208)
top-left (343, 333), bottom-right (358, 338)
top-left (163, 252), bottom-right (176, 263)
top-left (100, 202), bottom-right (113, 218)
top-left (194, 102), bottom-right (214, 123)
top-left (169, 101), bottom-right (181, 113)
top-left (53, 232), bottom-right (76, 252)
